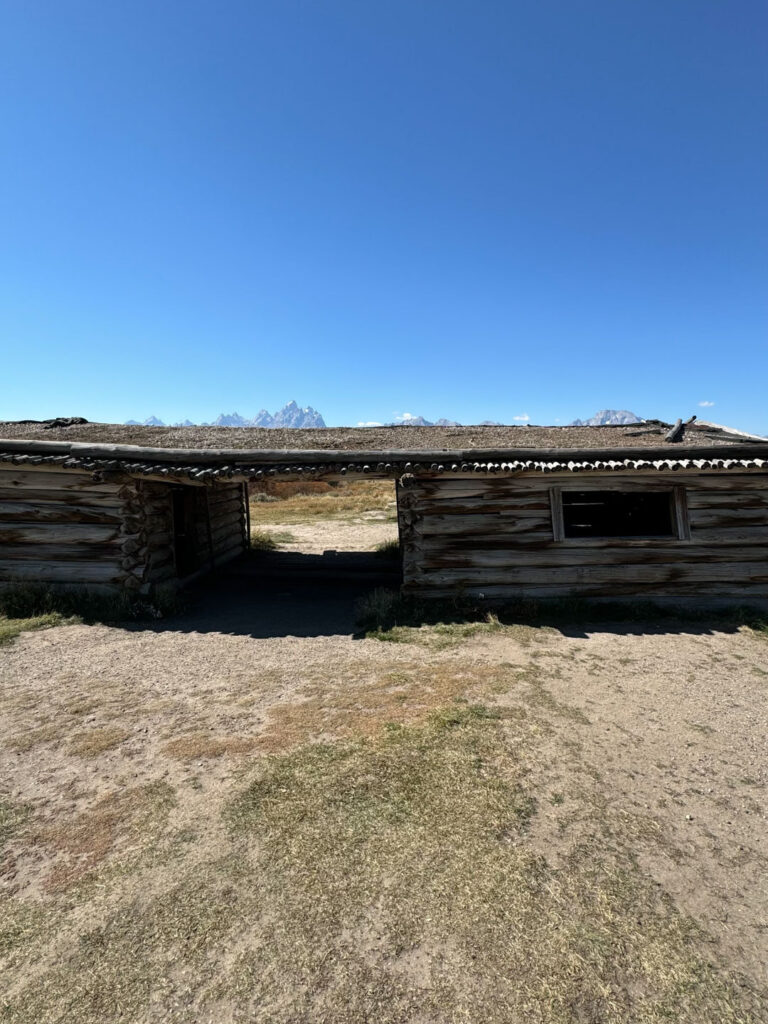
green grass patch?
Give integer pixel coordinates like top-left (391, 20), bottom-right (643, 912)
top-left (0, 612), bottom-right (73, 646)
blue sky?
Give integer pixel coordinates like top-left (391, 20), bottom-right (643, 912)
top-left (1, 1), bottom-right (766, 433)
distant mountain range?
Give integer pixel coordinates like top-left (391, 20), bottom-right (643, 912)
top-left (125, 401), bottom-right (326, 429)
top-left (569, 410), bottom-right (643, 426)
top-left (385, 416), bottom-right (461, 427)
top-left (125, 405), bottom-right (644, 429)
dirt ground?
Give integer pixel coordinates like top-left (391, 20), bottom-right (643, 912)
top-left (1, 546), bottom-right (767, 1019)
top-left (256, 511), bottom-right (397, 554)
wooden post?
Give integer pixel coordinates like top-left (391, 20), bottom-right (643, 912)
top-left (243, 481), bottom-right (251, 549)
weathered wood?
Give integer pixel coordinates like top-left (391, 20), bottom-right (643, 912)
top-left (401, 581), bottom-right (765, 599)
top-left (2, 437), bottom-right (765, 464)
top-left (410, 563), bottom-right (768, 586)
top-left (399, 471), bottom-right (768, 601)
top-left (411, 473), bottom-right (768, 494)
top-left (0, 562), bottom-right (126, 583)
top-left (688, 508), bottom-right (768, 527)
top-left (0, 471), bottom-right (122, 493)
top-left (406, 545), bottom-right (768, 569)
top-left (0, 543), bottom-right (123, 562)
top-left (0, 522), bottom-right (121, 544)
top-left (0, 488), bottom-right (124, 509)
top-left (0, 501), bottom-right (124, 524)
top-left (685, 490), bottom-right (768, 509)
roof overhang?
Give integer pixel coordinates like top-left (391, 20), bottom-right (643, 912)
top-left (1, 437), bottom-right (766, 483)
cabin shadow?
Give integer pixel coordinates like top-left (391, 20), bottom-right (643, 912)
top-left (117, 554), bottom-right (762, 641)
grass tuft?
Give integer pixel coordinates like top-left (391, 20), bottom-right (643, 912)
top-left (0, 612), bottom-right (73, 646)
top-left (249, 529), bottom-right (296, 550)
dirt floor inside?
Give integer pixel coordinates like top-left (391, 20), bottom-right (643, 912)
top-left (1, 496), bottom-right (767, 1021)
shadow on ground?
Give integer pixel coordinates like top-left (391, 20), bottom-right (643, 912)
top-left (115, 554), bottom-right (761, 642)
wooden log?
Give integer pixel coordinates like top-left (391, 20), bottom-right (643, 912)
top-left (0, 522), bottom-right (121, 544)
top-left (0, 543), bottom-right (123, 562)
top-left (413, 516), bottom-right (552, 538)
top-left (401, 581), bottom-right (765, 599)
top-left (0, 488), bottom-right (124, 509)
top-left (685, 491), bottom-right (768, 509)
top-left (208, 510), bottom-right (244, 533)
top-left (0, 561), bottom-right (127, 583)
top-left (406, 545), bottom-right (768, 570)
top-left (2, 437), bottom-right (765, 464)
top-left (688, 527), bottom-right (768, 544)
top-left (408, 473), bottom-right (768, 495)
top-left (407, 563), bottom-right (768, 587)
top-left (0, 470), bottom-right (122, 493)
top-left (0, 501), bottom-right (124, 524)
top-left (687, 509), bottom-right (768, 527)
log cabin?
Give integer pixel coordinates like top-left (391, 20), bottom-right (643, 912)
top-left (0, 418), bottom-right (766, 604)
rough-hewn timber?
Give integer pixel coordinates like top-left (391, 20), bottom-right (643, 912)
top-left (398, 472), bottom-right (768, 600)
top-left (0, 466), bottom-right (247, 592)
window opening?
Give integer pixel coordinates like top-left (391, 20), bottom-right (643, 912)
top-left (559, 490), bottom-right (677, 539)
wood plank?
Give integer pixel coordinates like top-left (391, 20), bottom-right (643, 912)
top-left (688, 509), bottom-right (768, 527)
top-left (409, 563), bottom-right (768, 587)
top-left (686, 491), bottom-right (768, 509)
top-left (0, 561), bottom-right (126, 583)
top-left (0, 522), bottom-right (121, 544)
top-left (0, 488), bottom-right (124, 508)
top-left (0, 501), bottom-right (123, 524)
top-left (0, 468), bottom-right (123, 491)
top-left (689, 527), bottom-right (768, 544)
top-left (407, 545), bottom-right (768, 569)
top-left (410, 473), bottom-right (768, 494)
top-left (402, 581), bottom-right (765, 599)
top-left (0, 543), bottom-right (123, 562)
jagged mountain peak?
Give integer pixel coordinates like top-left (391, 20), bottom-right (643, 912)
top-left (569, 409), bottom-right (643, 427)
top-left (124, 402), bottom-right (326, 429)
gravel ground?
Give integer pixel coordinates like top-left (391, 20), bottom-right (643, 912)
top-left (1, 587), bottom-right (766, 994)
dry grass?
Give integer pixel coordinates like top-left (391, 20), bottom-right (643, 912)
top-left (162, 733), bottom-right (260, 759)
top-left (249, 479), bottom-right (396, 525)
top-left (39, 782), bottom-right (175, 892)
top-left (67, 726), bottom-right (130, 758)
top-left (3, 706), bottom-right (761, 1024)
top-left (249, 528), bottom-right (296, 550)
top-left (6, 722), bottom-right (65, 753)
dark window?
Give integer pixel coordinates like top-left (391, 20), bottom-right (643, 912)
top-left (561, 490), bottom-right (675, 539)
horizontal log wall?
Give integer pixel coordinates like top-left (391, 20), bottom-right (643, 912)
top-left (0, 465), bottom-right (141, 589)
top-left (398, 472), bottom-right (768, 600)
top-left (134, 481), bottom-right (246, 584)
top-left (0, 468), bottom-right (247, 592)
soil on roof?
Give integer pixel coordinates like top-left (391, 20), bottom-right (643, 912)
top-left (0, 419), bottom-right (756, 450)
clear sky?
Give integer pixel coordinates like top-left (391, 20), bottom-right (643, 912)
top-left (2, 1), bottom-right (766, 433)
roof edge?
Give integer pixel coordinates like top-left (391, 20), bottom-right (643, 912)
top-left (1, 436), bottom-right (767, 465)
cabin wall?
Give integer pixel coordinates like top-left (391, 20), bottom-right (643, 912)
top-left (153, 482), bottom-right (246, 582)
top-left (397, 472), bottom-right (768, 600)
top-left (0, 467), bottom-right (247, 592)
